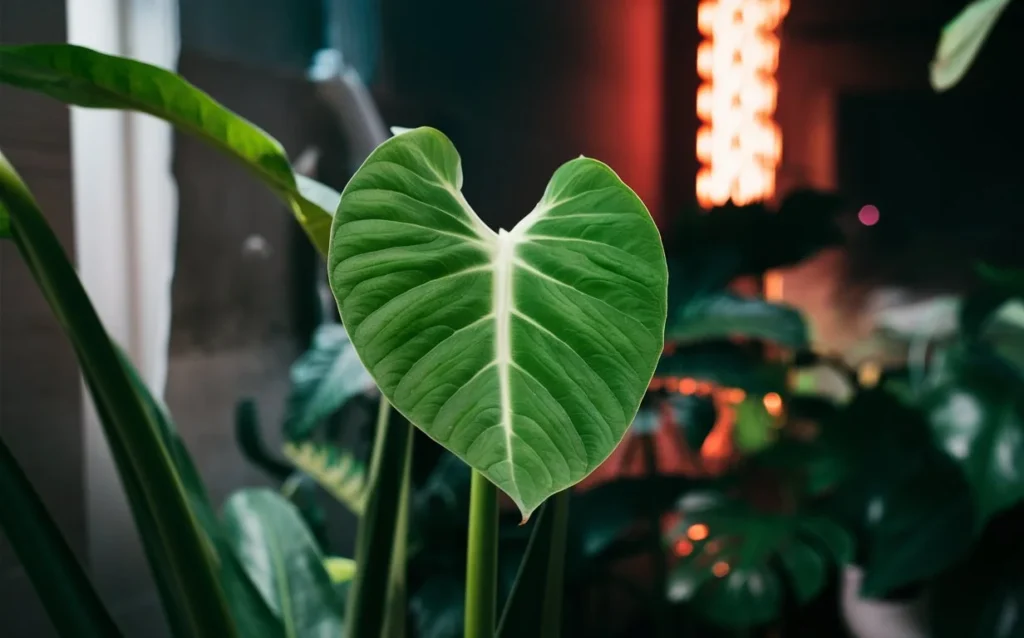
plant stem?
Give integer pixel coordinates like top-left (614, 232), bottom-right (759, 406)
top-left (540, 491), bottom-right (570, 637)
top-left (346, 399), bottom-right (414, 638)
top-left (640, 434), bottom-right (671, 638)
top-left (465, 470), bottom-right (500, 638)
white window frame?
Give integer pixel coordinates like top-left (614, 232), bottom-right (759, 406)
top-left (66, 0), bottom-right (180, 599)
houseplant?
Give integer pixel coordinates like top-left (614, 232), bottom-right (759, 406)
top-left (0, 43), bottom-right (669, 638)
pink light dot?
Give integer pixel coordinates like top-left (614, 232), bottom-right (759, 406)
top-left (858, 204), bottom-right (880, 226)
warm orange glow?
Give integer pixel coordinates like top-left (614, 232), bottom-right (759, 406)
top-left (712, 561), bottom-right (731, 577)
top-left (695, 381), bottom-right (714, 396)
top-left (725, 388), bottom-right (746, 404)
top-left (680, 378), bottom-right (698, 395)
top-left (695, 0), bottom-right (789, 209)
top-left (675, 538), bottom-right (694, 556)
top-left (763, 392), bottom-right (783, 416)
top-left (687, 524), bottom-right (710, 541)
top-left (649, 377), bottom-right (664, 391)
top-left (666, 377), bottom-right (681, 393)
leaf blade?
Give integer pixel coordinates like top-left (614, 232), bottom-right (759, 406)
top-left (329, 127), bottom-right (668, 518)
top-left (930, 0), bottom-right (1014, 91)
top-left (0, 44), bottom-right (332, 253)
top-left (222, 489), bottom-right (345, 638)
top-left (0, 437), bottom-right (123, 638)
top-left (0, 148), bottom-right (240, 638)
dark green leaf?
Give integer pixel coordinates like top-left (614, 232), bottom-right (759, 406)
top-left (284, 323), bottom-right (374, 441)
top-left (222, 489), bottom-right (345, 637)
top-left (666, 492), bottom-right (851, 628)
top-left (858, 454), bottom-right (975, 597)
top-left (121, 355), bottom-right (285, 638)
top-left (282, 440), bottom-right (367, 515)
top-left (572, 477), bottom-right (703, 560)
top-left (733, 396), bottom-right (778, 453)
top-left (667, 292), bottom-right (809, 349)
top-left (235, 399), bottom-right (294, 482)
top-left (0, 149), bottom-right (240, 638)
top-left (411, 576), bottom-right (465, 638)
top-left (657, 341), bottom-right (788, 394)
top-left (922, 348), bottom-right (1024, 525)
top-left (0, 437), bottom-right (122, 638)
top-left (0, 44), bottom-right (333, 253)
top-left (497, 490), bottom-right (570, 638)
top-left (930, 507), bottom-right (1024, 638)
top-left (346, 402), bottom-right (415, 638)
top-left (0, 201), bottom-right (9, 238)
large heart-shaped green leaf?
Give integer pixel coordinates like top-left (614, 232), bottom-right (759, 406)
top-left (666, 492), bottom-right (851, 629)
top-left (328, 127), bottom-right (667, 518)
top-left (284, 323), bottom-right (375, 440)
top-left (222, 489), bottom-right (345, 637)
top-left (0, 44), bottom-right (333, 253)
top-left (930, 0), bottom-right (1014, 92)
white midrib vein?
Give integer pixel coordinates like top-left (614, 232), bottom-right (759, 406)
top-left (455, 179), bottom-right (558, 509)
top-left (492, 228), bottom-right (517, 492)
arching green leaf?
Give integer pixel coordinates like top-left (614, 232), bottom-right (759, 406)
top-left (0, 44), bottom-right (333, 253)
top-left (667, 292), bottom-right (808, 349)
top-left (282, 440), bottom-right (367, 515)
top-left (222, 489), bottom-right (345, 638)
top-left (284, 323), bottom-right (375, 440)
top-left (931, 0), bottom-right (1014, 92)
top-left (329, 127), bottom-right (668, 519)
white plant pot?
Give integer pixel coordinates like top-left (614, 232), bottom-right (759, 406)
top-left (840, 565), bottom-right (929, 638)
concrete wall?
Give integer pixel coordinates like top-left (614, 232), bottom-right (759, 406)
top-left (0, 1), bottom-right (86, 636)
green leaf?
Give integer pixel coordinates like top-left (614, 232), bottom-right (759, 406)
top-left (930, 0), bottom-right (1014, 92)
top-left (0, 437), bottom-right (123, 638)
top-left (284, 323), bottom-right (375, 440)
top-left (324, 557), bottom-right (357, 603)
top-left (121, 354), bottom-right (285, 638)
top-left (222, 489), bottom-right (345, 637)
top-left (930, 510), bottom-right (1024, 638)
top-left (858, 453), bottom-right (975, 597)
top-left (329, 127), bottom-right (668, 519)
top-left (0, 148), bottom-right (240, 638)
top-left (667, 292), bottom-right (809, 349)
top-left (346, 401), bottom-right (415, 638)
top-left (282, 440), bottom-right (368, 515)
top-left (0, 201), bottom-right (9, 238)
top-left (922, 347), bottom-right (1024, 525)
top-left (497, 491), bottom-right (570, 638)
top-left (571, 476), bottom-right (703, 560)
top-left (236, 399), bottom-right (295, 482)
top-left (666, 492), bottom-right (851, 629)
top-left (657, 341), bottom-right (788, 394)
top-left (733, 396), bottom-right (778, 454)
top-left (0, 44), bottom-right (333, 253)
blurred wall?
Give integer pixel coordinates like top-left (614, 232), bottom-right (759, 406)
top-left (375, 0), bottom-right (670, 228)
top-left (0, 2), bottom-right (85, 637)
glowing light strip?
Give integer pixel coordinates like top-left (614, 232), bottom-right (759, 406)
top-left (696, 0), bottom-right (789, 209)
